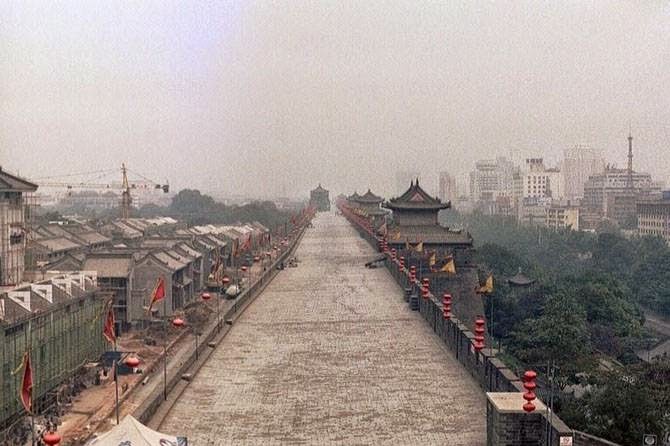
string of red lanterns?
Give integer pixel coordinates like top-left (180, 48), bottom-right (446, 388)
top-left (473, 315), bottom-right (486, 352)
top-left (442, 293), bottom-right (452, 320)
top-left (522, 370), bottom-right (537, 412)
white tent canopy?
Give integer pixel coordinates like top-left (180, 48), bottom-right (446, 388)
top-left (87, 415), bottom-right (186, 446)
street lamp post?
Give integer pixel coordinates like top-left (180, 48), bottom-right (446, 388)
top-left (167, 317), bottom-right (185, 399)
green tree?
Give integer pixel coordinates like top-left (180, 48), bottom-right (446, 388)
top-left (507, 291), bottom-right (592, 387)
top-left (570, 362), bottom-right (670, 445)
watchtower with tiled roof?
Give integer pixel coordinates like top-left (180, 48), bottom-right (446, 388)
top-left (383, 179), bottom-right (471, 250)
top-left (352, 189), bottom-right (388, 229)
top-left (384, 179), bottom-right (482, 336)
top-left (384, 179), bottom-right (449, 226)
top-left (310, 184), bottom-right (330, 212)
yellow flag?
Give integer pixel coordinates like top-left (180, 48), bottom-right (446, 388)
top-left (441, 258), bottom-right (456, 274)
top-left (477, 274), bottom-right (494, 294)
top-left (429, 252), bottom-right (436, 267)
top-left (392, 230), bottom-right (401, 241)
top-left (405, 239), bottom-right (410, 250)
top-left (415, 241), bottom-right (423, 253)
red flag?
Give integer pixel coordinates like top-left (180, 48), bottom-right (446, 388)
top-left (148, 276), bottom-right (166, 312)
top-left (103, 305), bottom-right (116, 344)
top-left (241, 234), bottom-right (251, 251)
top-left (20, 352), bottom-right (32, 414)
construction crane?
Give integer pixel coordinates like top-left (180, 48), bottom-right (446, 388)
top-left (36, 163), bottom-right (169, 218)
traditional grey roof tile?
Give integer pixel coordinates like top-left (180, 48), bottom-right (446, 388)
top-left (384, 179), bottom-right (449, 211)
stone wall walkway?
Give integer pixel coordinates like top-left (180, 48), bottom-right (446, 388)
top-left (160, 212), bottom-right (486, 445)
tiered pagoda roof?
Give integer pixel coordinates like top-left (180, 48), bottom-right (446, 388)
top-left (383, 179), bottom-right (449, 211)
top-left (384, 179), bottom-right (471, 247)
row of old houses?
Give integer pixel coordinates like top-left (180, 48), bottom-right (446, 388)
top-left (0, 166), bottom-right (281, 437)
top-left (40, 220), bottom-right (271, 332)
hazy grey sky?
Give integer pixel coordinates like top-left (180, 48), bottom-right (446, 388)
top-left (2, 1), bottom-right (669, 198)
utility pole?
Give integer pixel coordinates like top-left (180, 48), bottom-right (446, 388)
top-left (120, 163), bottom-right (132, 219)
top-left (627, 131), bottom-right (634, 192)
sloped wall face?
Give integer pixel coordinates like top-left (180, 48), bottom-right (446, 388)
top-left (430, 268), bottom-right (486, 335)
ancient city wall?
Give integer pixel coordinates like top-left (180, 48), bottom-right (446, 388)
top-left (343, 209), bottom-right (617, 446)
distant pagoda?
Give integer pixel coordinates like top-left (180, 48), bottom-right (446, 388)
top-left (310, 184), bottom-right (330, 212)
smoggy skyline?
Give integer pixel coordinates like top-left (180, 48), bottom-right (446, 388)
top-left (2, 1), bottom-right (669, 199)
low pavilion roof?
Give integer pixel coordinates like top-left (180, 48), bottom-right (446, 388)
top-left (507, 268), bottom-right (536, 287)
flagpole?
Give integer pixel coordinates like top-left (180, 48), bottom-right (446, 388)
top-left (489, 293), bottom-right (495, 352)
top-left (163, 297), bottom-right (167, 401)
top-left (28, 320), bottom-right (35, 446)
top-left (31, 394), bottom-right (35, 446)
top-left (30, 357), bottom-right (35, 446)
top-left (114, 340), bottom-right (120, 424)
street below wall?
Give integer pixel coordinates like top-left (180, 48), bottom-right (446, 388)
top-left (159, 211), bottom-right (485, 445)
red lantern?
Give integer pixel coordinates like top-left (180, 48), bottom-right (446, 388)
top-left (391, 249), bottom-right (397, 261)
top-left (421, 286), bottom-right (430, 299)
top-left (222, 276), bottom-right (230, 285)
top-left (442, 293), bottom-right (452, 320)
top-left (473, 315), bottom-right (485, 352)
top-left (241, 266), bottom-right (247, 272)
top-left (125, 356), bottom-right (140, 368)
top-left (253, 256), bottom-right (260, 262)
top-left (172, 318), bottom-right (185, 327)
top-left (201, 292), bottom-right (211, 301)
top-left (399, 256), bottom-right (405, 271)
top-left (42, 431), bottom-right (61, 446)
top-left (522, 370), bottom-right (537, 412)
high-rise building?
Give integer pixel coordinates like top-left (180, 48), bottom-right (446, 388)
top-left (637, 192), bottom-right (670, 245)
top-left (581, 134), bottom-right (664, 228)
top-left (562, 145), bottom-right (605, 201)
top-left (438, 171), bottom-right (457, 204)
top-left (468, 157), bottom-right (516, 202)
top-left (582, 167), bottom-right (661, 223)
top-left (521, 158), bottom-right (564, 200)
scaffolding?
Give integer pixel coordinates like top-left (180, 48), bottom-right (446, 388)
top-left (0, 276), bottom-right (108, 440)
top-left (0, 191), bottom-right (36, 287)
